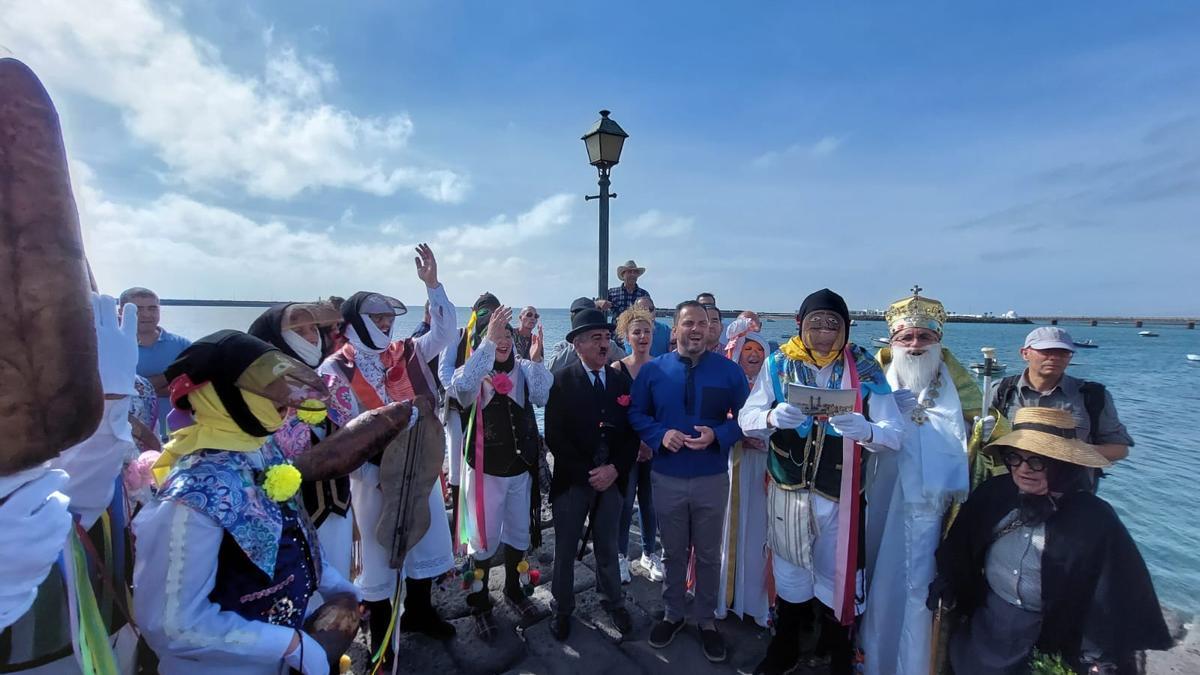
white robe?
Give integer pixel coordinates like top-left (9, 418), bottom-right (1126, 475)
top-left (715, 441), bottom-right (771, 626)
top-left (861, 360), bottom-right (969, 675)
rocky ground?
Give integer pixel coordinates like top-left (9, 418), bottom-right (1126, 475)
top-left (343, 512), bottom-right (1196, 675)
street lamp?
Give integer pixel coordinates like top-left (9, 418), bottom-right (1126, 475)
top-left (582, 110), bottom-right (628, 300)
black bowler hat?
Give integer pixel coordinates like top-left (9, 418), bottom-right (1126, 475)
top-left (566, 308), bottom-right (615, 342)
top-left (569, 297), bottom-right (596, 315)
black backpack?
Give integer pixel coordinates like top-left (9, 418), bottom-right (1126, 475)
top-left (992, 374), bottom-right (1107, 443)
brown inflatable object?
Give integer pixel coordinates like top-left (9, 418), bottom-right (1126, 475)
top-left (291, 400), bottom-right (415, 481)
top-left (0, 58), bottom-right (101, 475)
top-left (377, 400), bottom-right (446, 568)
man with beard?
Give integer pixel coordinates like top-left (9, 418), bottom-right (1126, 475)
top-left (738, 289), bottom-right (904, 675)
top-left (860, 289), bottom-right (998, 675)
top-left (629, 301), bottom-right (749, 663)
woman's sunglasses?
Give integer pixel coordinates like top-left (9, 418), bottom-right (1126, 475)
top-left (1002, 452), bottom-right (1046, 472)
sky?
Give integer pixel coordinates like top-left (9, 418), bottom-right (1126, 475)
top-left (2, 1), bottom-right (1199, 315)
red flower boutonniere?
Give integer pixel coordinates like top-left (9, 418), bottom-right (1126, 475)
top-left (616, 394), bottom-right (631, 407)
top-left (491, 372), bottom-right (514, 396)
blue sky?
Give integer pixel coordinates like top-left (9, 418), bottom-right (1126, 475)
top-left (3, 1), bottom-right (1198, 315)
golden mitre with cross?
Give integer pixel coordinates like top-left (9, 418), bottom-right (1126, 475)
top-left (885, 285), bottom-right (948, 336)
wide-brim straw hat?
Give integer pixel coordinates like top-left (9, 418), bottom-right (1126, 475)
top-left (617, 259), bottom-right (646, 279)
top-left (985, 407), bottom-right (1110, 468)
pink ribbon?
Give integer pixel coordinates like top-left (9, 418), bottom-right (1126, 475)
top-left (832, 345), bottom-right (864, 626)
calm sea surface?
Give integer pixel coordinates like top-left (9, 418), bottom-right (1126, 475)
top-left (163, 305), bottom-right (1200, 616)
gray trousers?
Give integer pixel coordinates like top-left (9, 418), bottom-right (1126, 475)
top-left (552, 483), bottom-right (625, 617)
top-left (652, 470), bottom-right (730, 624)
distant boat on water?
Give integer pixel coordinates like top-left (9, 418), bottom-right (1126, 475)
top-left (1187, 354), bottom-right (1200, 362)
top-left (1074, 339), bottom-right (1099, 349)
top-left (1139, 330), bottom-right (1159, 337)
top-left (873, 337), bottom-right (890, 346)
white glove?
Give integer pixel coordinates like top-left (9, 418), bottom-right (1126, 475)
top-left (893, 388), bottom-right (918, 416)
top-left (0, 469), bottom-right (72, 630)
top-left (829, 413), bottom-right (874, 443)
top-left (283, 631), bottom-right (329, 674)
top-left (974, 415), bottom-right (997, 442)
top-left (769, 403), bottom-right (807, 430)
top-left (93, 294), bottom-right (139, 396)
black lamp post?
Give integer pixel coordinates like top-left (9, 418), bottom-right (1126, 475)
top-left (582, 110), bottom-right (628, 300)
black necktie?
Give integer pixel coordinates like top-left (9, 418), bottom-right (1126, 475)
top-left (591, 370), bottom-right (605, 395)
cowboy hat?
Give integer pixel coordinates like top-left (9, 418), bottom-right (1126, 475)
top-left (617, 259), bottom-right (646, 279)
top-left (985, 407), bottom-right (1110, 468)
top-left (566, 308), bottom-right (615, 342)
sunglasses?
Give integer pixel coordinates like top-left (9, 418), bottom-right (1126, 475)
top-left (1002, 452), bottom-right (1046, 472)
top-left (523, 312), bottom-right (540, 319)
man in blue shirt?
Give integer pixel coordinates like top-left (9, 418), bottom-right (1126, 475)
top-left (121, 287), bottom-right (191, 434)
top-left (629, 300), bottom-right (749, 663)
top-left (634, 296), bottom-right (672, 356)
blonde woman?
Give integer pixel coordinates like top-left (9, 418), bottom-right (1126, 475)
top-left (613, 307), bottom-right (665, 582)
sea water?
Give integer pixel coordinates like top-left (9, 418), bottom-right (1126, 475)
top-left (161, 305), bottom-right (1200, 616)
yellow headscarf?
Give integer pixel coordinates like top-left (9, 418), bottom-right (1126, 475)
top-left (152, 382), bottom-right (284, 483)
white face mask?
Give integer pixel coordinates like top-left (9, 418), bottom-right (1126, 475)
top-left (360, 314), bottom-right (393, 350)
top-left (283, 329), bottom-right (323, 367)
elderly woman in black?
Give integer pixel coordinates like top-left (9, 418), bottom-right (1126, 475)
top-left (929, 407), bottom-right (1171, 674)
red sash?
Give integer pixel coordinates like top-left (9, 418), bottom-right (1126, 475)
top-left (833, 346), bottom-right (864, 625)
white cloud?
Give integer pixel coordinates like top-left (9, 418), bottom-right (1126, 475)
top-left (621, 210), bottom-right (694, 237)
top-left (70, 160), bottom-right (569, 302)
top-left (809, 135), bottom-right (843, 157)
top-left (436, 194), bottom-right (576, 249)
top-left (0, 0), bottom-right (467, 202)
top-left (751, 135), bottom-right (845, 167)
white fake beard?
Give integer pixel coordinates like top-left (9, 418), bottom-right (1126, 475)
top-left (891, 344), bottom-right (944, 394)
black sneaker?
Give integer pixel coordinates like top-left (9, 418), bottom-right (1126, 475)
top-left (648, 618), bottom-right (684, 648)
top-left (609, 606), bottom-right (633, 635)
top-left (699, 627), bottom-right (727, 663)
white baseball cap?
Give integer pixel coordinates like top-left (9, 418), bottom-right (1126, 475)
top-left (1023, 326), bottom-right (1075, 352)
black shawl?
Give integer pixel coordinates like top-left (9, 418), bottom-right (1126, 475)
top-left (936, 475), bottom-right (1172, 664)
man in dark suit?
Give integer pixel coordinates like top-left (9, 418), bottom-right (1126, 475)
top-left (544, 308), bottom-right (639, 641)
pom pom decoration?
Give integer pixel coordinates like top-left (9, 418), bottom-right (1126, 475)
top-left (516, 560), bottom-right (529, 574)
top-left (528, 569), bottom-right (541, 585)
top-left (296, 402), bottom-right (328, 426)
top-left (263, 463), bottom-right (303, 502)
top-left (473, 568), bottom-right (485, 581)
top-left (470, 580), bottom-right (484, 593)
top-left (519, 573), bottom-right (530, 586)
top-left (491, 372), bottom-right (514, 396)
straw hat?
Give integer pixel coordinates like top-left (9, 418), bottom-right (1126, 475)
top-left (617, 259), bottom-right (646, 279)
top-left (986, 407), bottom-right (1110, 468)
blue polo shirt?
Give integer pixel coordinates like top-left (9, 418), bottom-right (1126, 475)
top-left (650, 320), bottom-right (672, 357)
top-left (137, 329), bottom-right (192, 433)
top-left (629, 351), bottom-right (749, 478)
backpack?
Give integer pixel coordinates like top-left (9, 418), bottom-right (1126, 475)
top-left (992, 374), bottom-right (1106, 443)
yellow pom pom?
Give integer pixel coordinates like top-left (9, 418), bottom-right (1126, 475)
top-left (339, 654), bottom-right (352, 674)
top-left (296, 402), bottom-right (327, 426)
top-left (473, 568), bottom-right (485, 580)
top-left (263, 463), bottom-right (302, 502)
top-left (516, 560), bottom-right (529, 574)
